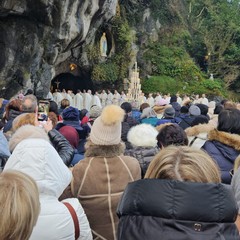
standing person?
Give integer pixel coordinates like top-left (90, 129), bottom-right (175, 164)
top-left (106, 89), bottom-right (113, 105)
top-left (120, 91), bottom-right (126, 105)
top-left (0, 170), bottom-right (40, 240)
top-left (100, 90), bottom-right (108, 107)
top-left (113, 90), bottom-right (121, 105)
top-left (176, 93), bottom-right (182, 105)
top-left (74, 89), bottom-right (84, 110)
top-left (154, 92), bottom-right (162, 105)
top-left (53, 89), bottom-right (64, 107)
top-left (70, 105), bottom-right (141, 240)
top-left (84, 90), bottom-right (92, 111)
top-left (91, 91), bottom-right (102, 108)
top-left (117, 146), bottom-right (239, 240)
top-left (4, 126), bottom-right (92, 240)
top-left (202, 108), bottom-right (240, 184)
top-left (200, 93), bottom-right (209, 106)
top-left (147, 93), bottom-right (154, 107)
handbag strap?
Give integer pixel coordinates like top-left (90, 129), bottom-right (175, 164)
top-left (63, 202), bottom-right (80, 240)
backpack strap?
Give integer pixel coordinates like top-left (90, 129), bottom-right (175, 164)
top-left (63, 202), bottom-right (80, 240)
top-left (189, 136), bottom-right (198, 146)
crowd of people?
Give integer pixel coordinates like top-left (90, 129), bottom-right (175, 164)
top-left (1, 88), bottom-right (240, 239)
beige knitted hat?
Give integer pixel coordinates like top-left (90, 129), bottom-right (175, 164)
top-left (90, 105), bottom-right (125, 145)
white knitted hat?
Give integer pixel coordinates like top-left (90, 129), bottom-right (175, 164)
top-left (90, 105), bottom-right (125, 145)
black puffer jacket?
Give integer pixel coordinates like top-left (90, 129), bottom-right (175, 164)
top-left (48, 129), bottom-right (74, 167)
top-left (117, 179), bottom-right (239, 240)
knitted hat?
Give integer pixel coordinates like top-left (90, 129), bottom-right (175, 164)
top-left (62, 107), bottom-right (79, 121)
top-left (89, 105), bottom-right (102, 119)
top-left (59, 126), bottom-right (79, 149)
top-left (164, 107), bottom-right (175, 118)
top-left (189, 105), bottom-right (201, 116)
top-left (90, 105), bottom-right (125, 145)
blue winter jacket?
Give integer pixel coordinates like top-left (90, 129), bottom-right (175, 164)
top-left (202, 129), bottom-right (240, 184)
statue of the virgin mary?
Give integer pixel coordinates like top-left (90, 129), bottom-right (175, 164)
top-left (100, 32), bottom-right (108, 57)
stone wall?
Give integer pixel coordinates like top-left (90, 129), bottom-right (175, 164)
top-left (0, 0), bottom-right (117, 98)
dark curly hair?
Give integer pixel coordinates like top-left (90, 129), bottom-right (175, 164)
top-left (156, 124), bottom-right (188, 148)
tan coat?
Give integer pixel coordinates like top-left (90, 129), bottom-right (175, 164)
top-left (71, 142), bottom-right (141, 240)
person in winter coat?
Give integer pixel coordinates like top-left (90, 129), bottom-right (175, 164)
top-left (156, 123), bottom-right (188, 148)
top-left (0, 131), bottom-right (10, 171)
top-left (117, 146), bottom-right (239, 240)
top-left (202, 108), bottom-right (240, 184)
top-left (231, 157), bottom-right (240, 232)
top-left (170, 95), bottom-right (181, 117)
top-left (70, 105), bottom-right (141, 240)
top-left (125, 123), bottom-right (159, 177)
top-left (185, 116), bottom-right (212, 148)
top-left (156, 107), bottom-right (181, 126)
top-left (0, 170), bottom-right (40, 240)
top-left (10, 112), bottom-right (74, 166)
top-left (2, 98), bottom-right (22, 133)
top-left (178, 104), bottom-right (201, 130)
top-left (140, 107), bottom-right (159, 126)
top-left (4, 125), bottom-right (92, 240)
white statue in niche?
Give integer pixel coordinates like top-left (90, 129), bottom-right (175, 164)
top-left (100, 32), bottom-right (108, 57)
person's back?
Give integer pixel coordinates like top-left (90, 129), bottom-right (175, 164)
top-left (4, 126), bottom-right (92, 240)
top-left (117, 146), bottom-right (239, 240)
top-left (71, 105), bottom-right (141, 240)
top-left (125, 124), bottom-right (159, 177)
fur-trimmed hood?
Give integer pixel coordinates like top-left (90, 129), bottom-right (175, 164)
top-left (9, 125), bottom-right (49, 152)
top-left (185, 123), bottom-right (214, 137)
top-left (208, 129), bottom-right (240, 151)
top-left (84, 139), bottom-right (125, 157)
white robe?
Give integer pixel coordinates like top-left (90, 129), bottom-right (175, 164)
top-left (101, 93), bottom-right (108, 107)
top-left (66, 93), bottom-right (73, 107)
top-left (74, 93), bottom-right (83, 110)
top-left (106, 93), bottom-right (113, 105)
top-left (92, 95), bottom-right (102, 108)
top-left (112, 93), bottom-right (121, 105)
top-left (53, 92), bottom-right (63, 106)
top-left (147, 97), bottom-right (155, 107)
top-left (84, 93), bottom-right (92, 111)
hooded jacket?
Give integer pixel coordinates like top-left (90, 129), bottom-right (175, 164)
top-left (117, 179), bottom-right (239, 240)
top-left (71, 141), bottom-right (141, 240)
top-left (202, 129), bottom-right (240, 184)
top-left (4, 136), bottom-right (92, 240)
top-left (0, 131), bottom-right (10, 170)
top-left (185, 123), bottom-right (214, 148)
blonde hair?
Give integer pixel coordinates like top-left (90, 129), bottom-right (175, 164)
top-left (145, 146), bottom-right (221, 183)
top-left (0, 170), bottom-right (40, 240)
top-left (12, 113), bottom-right (35, 132)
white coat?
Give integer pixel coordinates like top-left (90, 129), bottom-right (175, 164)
top-left (4, 138), bottom-right (92, 240)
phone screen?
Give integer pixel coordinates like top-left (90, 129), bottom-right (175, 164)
top-left (38, 100), bottom-right (49, 121)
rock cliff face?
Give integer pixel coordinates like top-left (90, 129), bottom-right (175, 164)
top-left (0, 0), bottom-right (117, 98)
